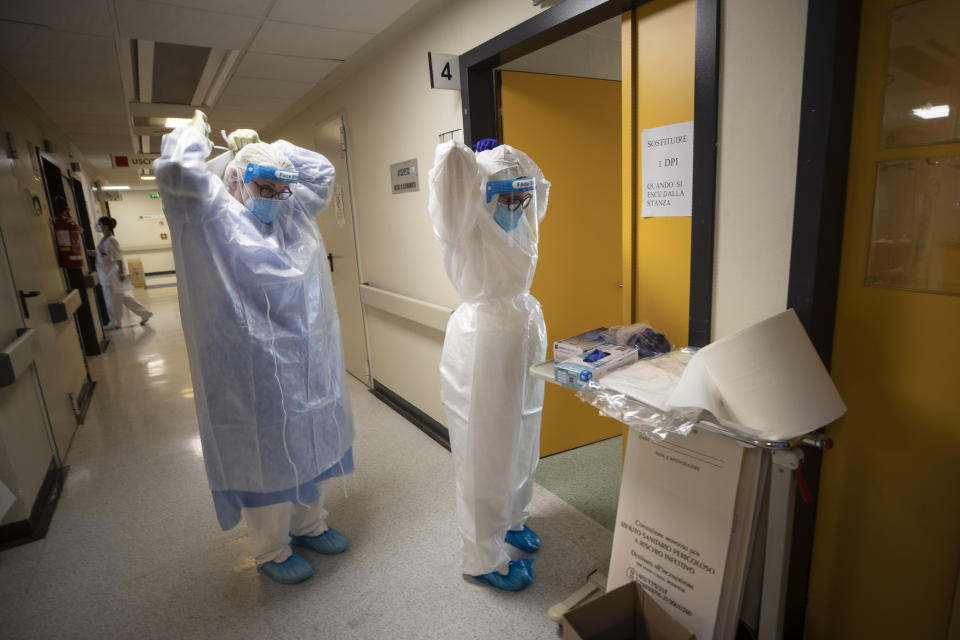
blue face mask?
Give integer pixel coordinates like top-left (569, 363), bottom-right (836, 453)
top-left (250, 197), bottom-right (281, 224)
top-left (493, 203), bottom-right (523, 231)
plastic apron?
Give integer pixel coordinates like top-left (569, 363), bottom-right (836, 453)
top-left (428, 141), bottom-right (550, 575)
top-left (154, 125), bottom-right (354, 531)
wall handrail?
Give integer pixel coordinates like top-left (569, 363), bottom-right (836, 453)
top-left (359, 284), bottom-right (453, 333)
top-left (0, 328), bottom-right (38, 387)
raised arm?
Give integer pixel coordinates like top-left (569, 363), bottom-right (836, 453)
top-left (271, 140), bottom-right (336, 214)
top-left (428, 141), bottom-right (480, 245)
top-left (154, 112), bottom-right (219, 220)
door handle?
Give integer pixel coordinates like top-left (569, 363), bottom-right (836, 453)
top-left (19, 290), bottom-right (41, 319)
top-left (327, 253), bottom-right (334, 272)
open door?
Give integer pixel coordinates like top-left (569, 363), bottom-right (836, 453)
top-left (313, 115), bottom-right (371, 386)
top-left (500, 70), bottom-right (625, 456)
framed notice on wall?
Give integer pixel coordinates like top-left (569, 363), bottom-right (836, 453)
top-left (641, 121), bottom-right (694, 218)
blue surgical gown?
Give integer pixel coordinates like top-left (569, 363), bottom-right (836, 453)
top-left (155, 125), bottom-right (354, 530)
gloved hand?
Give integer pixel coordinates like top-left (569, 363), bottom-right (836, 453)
top-left (472, 138), bottom-right (500, 152)
top-left (226, 129), bottom-right (261, 152)
top-left (188, 109), bottom-right (210, 138)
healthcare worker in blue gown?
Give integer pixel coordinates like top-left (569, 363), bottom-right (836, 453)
top-left (155, 111), bottom-right (354, 584)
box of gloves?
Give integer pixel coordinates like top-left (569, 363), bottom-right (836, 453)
top-left (553, 328), bottom-right (608, 362)
top-left (562, 580), bottom-right (695, 640)
top-left (555, 343), bottom-right (638, 388)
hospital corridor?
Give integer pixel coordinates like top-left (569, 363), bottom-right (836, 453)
top-left (2, 1), bottom-right (959, 639)
top-left (0, 287), bottom-right (612, 638)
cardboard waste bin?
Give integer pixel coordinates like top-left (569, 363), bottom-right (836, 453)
top-left (563, 581), bottom-right (695, 640)
top-left (126, 258), bottom-right (146, 288)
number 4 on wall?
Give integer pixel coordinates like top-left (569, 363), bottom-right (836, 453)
top-left (428, 52), bottom-right (460, 91)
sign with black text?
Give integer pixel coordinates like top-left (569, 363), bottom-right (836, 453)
top-left (428, 52), bottom-right (460, 91)
top-left (390, 159), bottom-right (419, 194)
top-left (641, 121), bottom-right (694, 218)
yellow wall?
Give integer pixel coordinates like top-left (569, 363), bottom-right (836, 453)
top-left (804, 1), bottom-right (960, 637)
top-left (500, 71), bottom-right (624, 455)
top-left (631, 0), bottom-right (695, 347)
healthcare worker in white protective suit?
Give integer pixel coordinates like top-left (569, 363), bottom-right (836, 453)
top-left (154, 111), bottom-right (355, 585)
top-left (428, 138), bottom-right (549, 591)
top-left (93, 216), bottom-right (153, 328)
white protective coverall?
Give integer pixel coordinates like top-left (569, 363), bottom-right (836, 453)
top-left (95, 234), bottom-right (151, 325)
top-left (428, 141), bottom-right (550, 575)
top-left (154, 125), bottom-right (354, 533)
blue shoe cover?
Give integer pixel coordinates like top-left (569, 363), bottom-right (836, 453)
top-left (258, 550), bottom-right (313, 584)
top-left (505, 524), bottom-right (541, 552)
top-left (473, 558), bottom-right (534, 591)
top-left (290, 528), bottom-right (350, 555)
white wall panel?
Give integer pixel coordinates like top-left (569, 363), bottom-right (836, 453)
top-left (713, 0), bottom-right (808, 339)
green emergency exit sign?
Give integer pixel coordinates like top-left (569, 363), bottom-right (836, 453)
top-left (149, 192), bottom-right (159, 199)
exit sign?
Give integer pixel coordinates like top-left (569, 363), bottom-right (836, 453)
top-left (149, 192), bottom-right (159, 199)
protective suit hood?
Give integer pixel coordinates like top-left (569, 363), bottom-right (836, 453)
top-left (429, 141), bottom-right (549, 302)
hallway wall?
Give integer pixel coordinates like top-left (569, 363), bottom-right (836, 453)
top-left (105, 190), bottom-right (175, 273)
top-left (265, 0), bottom-right (546, 422)
top-left (0, 65), bottom-right (100, 460)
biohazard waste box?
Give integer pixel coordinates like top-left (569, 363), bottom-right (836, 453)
top-left (127, 258), bottom-right (146, 288)
top-left (563, 581), bottom-right (695, 640)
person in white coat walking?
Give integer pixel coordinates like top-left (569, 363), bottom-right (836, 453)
top-left (94, 216), bottom-right (152, 329)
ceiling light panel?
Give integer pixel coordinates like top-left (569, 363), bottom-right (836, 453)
top-left (269, 0), bottom-right (419, 34)
top-left (250, 21), bottom-right (373, 59)
top-left (235, 53), bottom-right (339, 83)
top-left (115, 0), bottom-right (259, 50)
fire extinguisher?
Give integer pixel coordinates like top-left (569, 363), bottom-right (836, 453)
top-left (55, 209), bottom-right (85, 269)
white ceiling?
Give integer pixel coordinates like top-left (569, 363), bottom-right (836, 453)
top-left (0, 0), bottom-right (420, 185)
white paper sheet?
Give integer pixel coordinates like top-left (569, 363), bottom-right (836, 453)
top-left (668, 309), bottom-right (846, 440)
top-left (599, 349), bottom-right (693, 411)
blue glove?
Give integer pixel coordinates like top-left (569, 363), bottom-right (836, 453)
top-left (472, 138), bottom-right (500, 152)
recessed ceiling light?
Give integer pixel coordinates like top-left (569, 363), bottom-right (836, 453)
top-left (164, 117), bottom-right (191, 128)
top-left (101, 185), bottom-right (131, 191)
top-left (912, 104), bottom-right (950, 120)
top-left (140, 175), bottom-right (156, 181)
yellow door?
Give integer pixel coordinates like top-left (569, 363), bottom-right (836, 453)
top-left (500, 70), bottom-right (625, 456)
top-left (804, 1), bottom-right (960, 637)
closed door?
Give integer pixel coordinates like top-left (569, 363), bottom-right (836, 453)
top-left (804, 0), bottom-right (960, 637)
top-left (500, 70), bottom-right (625, 456)
top-left (313, 115), bottom-right (370, 386)
top-left (0, 226), bottom-right (59, 527)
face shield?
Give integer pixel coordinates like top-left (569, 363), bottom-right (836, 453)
top-left (240, 163), bottom-right (299, 224)
top-left (485, 177), bottom-right (535, 232)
